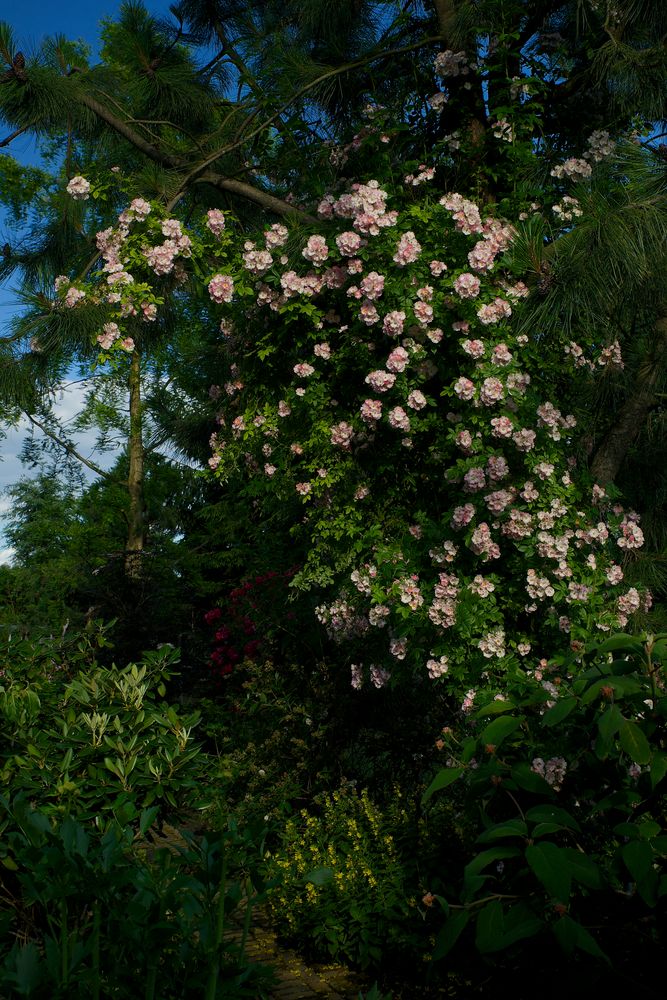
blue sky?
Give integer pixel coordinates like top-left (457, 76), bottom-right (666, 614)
top-left (0, 0), bottom-right (175, 560)
top-left (4, 0), bottom-right (173, 59)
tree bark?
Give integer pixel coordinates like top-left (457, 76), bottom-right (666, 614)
top-left (590, 316), bottom-right (667, 485)
top-left (125, 347), bottom-right (144, 580)
top-left (432, 0), bottom-right (457, 38)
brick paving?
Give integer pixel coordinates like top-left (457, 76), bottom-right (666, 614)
top-left (226, 911), bottom-right (369, 999)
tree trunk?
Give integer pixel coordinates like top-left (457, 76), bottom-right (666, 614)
top-left (125, 347), bottom-right (144, 580)
top-left (590, 316), bottom-right (667, 485)
top-left (432, 0), bottom-right (457, 37)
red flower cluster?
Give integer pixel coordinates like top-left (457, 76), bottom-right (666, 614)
top-left (203, 568), bottom-right (297, 680)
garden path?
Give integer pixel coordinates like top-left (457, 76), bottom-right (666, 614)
top-left (226, 912), bottom-right (368, 999)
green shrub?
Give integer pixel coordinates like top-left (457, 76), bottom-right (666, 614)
top-left (0, 631), bottom-right (275, 998)
top-left (199, 657), bottom-right (337, 826)
top-left (421, 631), bottom-right (667, 986)
top-left (0, 642), bottom-right (205, 821)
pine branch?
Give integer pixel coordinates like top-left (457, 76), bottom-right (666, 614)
top-left (590, 315), bottom-right (667, 484)
top-left (24, 411), bottom-right (120, 483)
top-left (76, 90), bottom-right (315, 222)
top-left (176, 33), bottom-right (447, 191)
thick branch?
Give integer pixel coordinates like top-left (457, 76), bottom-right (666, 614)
top-left (193, 172), bottom-right (318, 222)
top-left (590, 316), bottom-right (667, 484)
top-left (125, 347), bottom-right (144, 579)
top-left (0, 122), bottom-right (31, 147)
top-left (24, 411), bottom-right (118, 482)
top-left (78, 92), bottom-right (181, 168)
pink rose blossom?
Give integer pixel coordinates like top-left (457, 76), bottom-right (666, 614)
top-left (461, 339), bottom-right (485, 358)
top-left (453, 377), bottom-right (476, 401)
top-left (365, 370), bottom-right (396, 392)
top-left (360, 272), bottom-right (385, 299)
top-left (383, 311), bottom-right (406, 336)
top-left (66, 175), bottom-right (91, 200)
top-left (487, 455), bottom-right (510, 481)
top-left (293, 363), bottom-right (315, 378)
top-left (335, 231), bottom-right (364, 256)
top-left (407, 389), bottom-right (427, 410)
top-left (330, 421), bottom-right (354, 448)
top-left (464, 467), bottom-right (486, 493)
top-left (491, 416), bottom-right (513, 438)
top-left (388, 406), bottom-right (410, 431)
top-left (360, 399), bottom-right (382, 423)
top-left (480, 377), bottom-right (504, 405)
top-left (386, 347), bottom-right (409, 373)
top-left (453, 273), bottom-right (481, 298)
top-left (393, 231), bottom-right (422, 266)
top-left (208, 274), bottom-right (234, 303)
top-left (302, 235), bottom-right (329, 265)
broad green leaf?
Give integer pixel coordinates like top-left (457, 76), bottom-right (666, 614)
top-left (650, 753), bottom-right (667, 789)
top-left (510, 763), bottom-right (554, 795)
top-left (474, 700), bottom-right (516, 719)
top-left (477, 819), bottom-right (528, 843)
top-left (13, 942), bottom-right (43, 994)
top-left (422, 766), bottom-right (464, 803)
top-left (597, 704), bottom-right (623, 743)
top-left (542, 697), bottom-right (577, 727)
top-left (622, 840), bottom-right (653, 882)
top-left (572, 920), bottom-right (610, 962)
top-left (651, 639), bottom-right (667, 661)
top-left (532, 822), bottom-right (567, 838)
top-left (619, 719), bottom-right (651, 764)
top-left (587, 634), bottom-right (644, 655)
top-left (480, 715), bottom-right (523, 747)
top-left (525, 805), bottom-right (581, 832)
top-left (581, 677), bottom-right (643, 706)
top-left (638, 820), bottom-right (661, 840)
top-left (139, 806), bottom-right (160, 836)
top-left (525, 842), bottom-right (571, 901)
top-left (500, 903), bottom-right (543, 947)
top-left (464, 846), bottom-right (521, 877)
top-left (60, 817), bottom-right (89, 857)
top-left (460, 874), bottom-right (487, 903)
top-left (553, 914), bottom-right (577, 954)
top-left (560, 848), bottom-right (603, 889)
top-left (433, 910), bottom-right (469, 960)
top-left (305, 867), bottom-right (333, 886)
top-left (475, 899), bottom-right (505, 953)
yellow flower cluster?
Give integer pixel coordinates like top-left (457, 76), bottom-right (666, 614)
top-left (266, 785), bottom-right (409, 937)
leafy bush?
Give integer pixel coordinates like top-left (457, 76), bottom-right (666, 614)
top-left (199, 657), bottom-right (335, 826)
top-left (0, 632), bottom-right (276, 998)
top-left (0, 642), bottom-right (205, 821)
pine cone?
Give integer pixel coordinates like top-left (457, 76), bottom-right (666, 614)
top-left (1, 52), bottom-right (27, 82)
